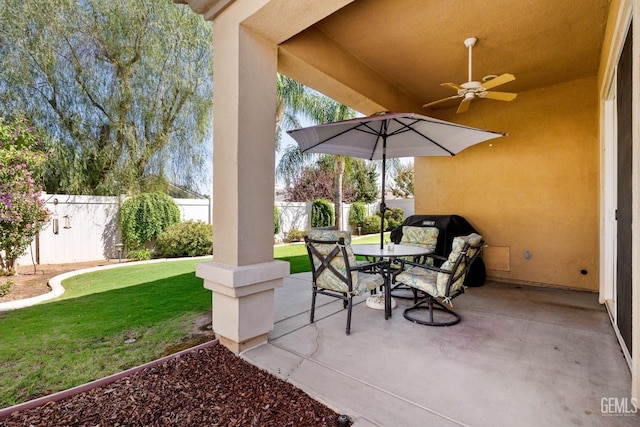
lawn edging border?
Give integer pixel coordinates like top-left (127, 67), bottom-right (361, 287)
top-left (0, 256), bottom-right (212, 312)
top-left (0, 339), bottom-right (219, 420)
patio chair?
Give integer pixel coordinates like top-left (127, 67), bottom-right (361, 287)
top-left (390, 214), bottom-right (487, 287)
top-left (305, 229), bottom-right (387, 335)
top-left (390, 225), bottom-right (440, 303)
top-left (395, 233), bottom-right (483, 326)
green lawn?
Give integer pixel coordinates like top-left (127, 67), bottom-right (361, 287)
top-left (0, 233), bottom-right (388, 408)
top-left (274, 233), bottom-right (386, 272)
top-left (0, 259), bottom-right (211, 407)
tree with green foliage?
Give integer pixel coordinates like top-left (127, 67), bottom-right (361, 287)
top-left (0, 117), bottom-right (50, 275)
top-left (0, 0), bottom-right (212, 196)
top-left (276, 78), bottom-right (356, 229)
top-left (388, 161), bottom-right (414, 198)
top-left (345, 159), bottom-right (379, 203)
top-left (276, 75), bottom-right (306, 151)
top-left (118, 192), bottom-right (180, 249)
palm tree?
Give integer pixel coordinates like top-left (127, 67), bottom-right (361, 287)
top-left (276, 76), bottom-right (356, 230)
top-left (275, 75), bottom-right (305, 151)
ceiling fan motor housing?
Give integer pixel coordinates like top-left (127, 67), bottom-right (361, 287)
top-left (461, 81), bottom-right (482, 90)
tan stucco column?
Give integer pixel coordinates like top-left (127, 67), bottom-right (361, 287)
top-left (195, 3), bottom-right (288, 354)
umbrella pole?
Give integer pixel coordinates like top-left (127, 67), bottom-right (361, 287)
top-left (380, 130), bottom-right (387, 250)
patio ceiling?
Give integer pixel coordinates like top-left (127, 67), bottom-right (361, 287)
top-left (278, 0), bottom-right (611, 113)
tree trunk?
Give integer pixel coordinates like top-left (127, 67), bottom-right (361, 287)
top-left (0, 253), bottom-right (18, 276)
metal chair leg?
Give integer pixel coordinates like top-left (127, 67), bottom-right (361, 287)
top-left (403, 296), bottom-right (461, 326)
top-left (310, 287), bottom-right (317, 323)
top-left (346, 297), bottom-right (353, 335)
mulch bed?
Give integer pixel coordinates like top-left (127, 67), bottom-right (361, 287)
top-left (0, 344), bottom-right (344, 427)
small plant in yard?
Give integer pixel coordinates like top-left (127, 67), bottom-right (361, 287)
top-left (0, 278), bottom-right (14, 296)
top-left (118, 192), bottom-right (180, 250)
top-left (155, 220), bottom-right (213, 257)
top-left (126, 248), bottom-right (153, 261)
top-left (286, 227), bottom-right (306, 242)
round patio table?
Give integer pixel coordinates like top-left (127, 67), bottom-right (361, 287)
top-left (351, 244), bottom-right (433, 318)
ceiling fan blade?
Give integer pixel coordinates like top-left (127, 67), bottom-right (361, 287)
top-left (441, 82), bottom-right (463, 91)
top-left (482, 91), bottom-right (518, 101)
top-left (423, 94), bottom-right (463, 108)
top-left (481, 73), bottom-right (515, 90)
top-left (456, 98), bottom-right (472, 113)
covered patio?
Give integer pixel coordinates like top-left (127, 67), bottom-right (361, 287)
top-left (243, 273), bottom-right (636, 425)
top-left (177, 0), bottom-right (640, 410)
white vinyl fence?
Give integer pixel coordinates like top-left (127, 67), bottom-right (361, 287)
top-left (17, 194), bottom-right (212, 266)
top-left (16, 194), bottom-right (413, 265)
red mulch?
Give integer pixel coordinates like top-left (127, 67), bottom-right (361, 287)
top-left (0, 344), bottom-right (345, 427)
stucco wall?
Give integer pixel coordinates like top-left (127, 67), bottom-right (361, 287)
top-left (416, 77), bottom-right (599, 291)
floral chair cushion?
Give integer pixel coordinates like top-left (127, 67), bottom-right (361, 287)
top-left (395, 265), bottom-right (439, 296)
top-left (400, 226), bottom-right (439, 250)
top-left (436, 233), bottom-right (483, 294)
top-left (399, 226), bottom-right (439, 266)
top-left (396, 233), bottom-right (482, 299)
top-left (306, 230), bottom-right (382, 295)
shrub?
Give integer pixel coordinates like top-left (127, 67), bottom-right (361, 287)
top-left (286, 227), bottom-right (306, 242)
top-left (0, 117), bottom-right (50, 275)
top-left (0, 278), bottom-right (14, 296)
top-left (127, 248), bottom-right (153, 261)
top-left (119, 192), bottom-right (180, 249)
top-left (311, 199), bottom-right (334, 228)
top-left (274, 205), bottom-right (281, 234)
top-left (360, 215), bottom-right (387, 235)
top-left (348, 202), bottom-right (366, 233)
top-left (155, 220), bottom-right (213, 257)
top-left (378, 207), bottom-right (404, 231)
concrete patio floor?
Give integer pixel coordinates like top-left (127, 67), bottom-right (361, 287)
top-left (242, 273), bottom-right (637, 426)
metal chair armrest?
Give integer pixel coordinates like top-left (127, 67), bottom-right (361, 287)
top-left (399, 259), bottom-right (453, 275)
top-left (351, 259), bottom-right (389, 274)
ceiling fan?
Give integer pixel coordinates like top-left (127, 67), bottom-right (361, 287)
top-left (423, 37), bottom-right (517, 113)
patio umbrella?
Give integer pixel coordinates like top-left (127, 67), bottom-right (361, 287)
top-left (286, 111), bottom-right (506, 248)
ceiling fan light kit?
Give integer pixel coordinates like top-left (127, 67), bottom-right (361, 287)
top-left (423, 37), bottom-right (517, 113)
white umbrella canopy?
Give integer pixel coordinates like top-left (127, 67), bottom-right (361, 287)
top-left (286, 111), bottom-right (506, 248)
top-left (287, 111), bottom-right (506, 159)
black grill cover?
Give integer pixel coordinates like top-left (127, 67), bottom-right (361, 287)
top-left (390, 214), bottom-right (486, 286)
